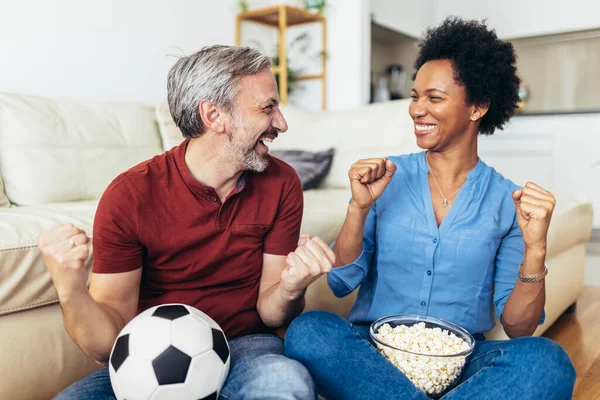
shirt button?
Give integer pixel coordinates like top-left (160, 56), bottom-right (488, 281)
top-left (421, 301), bottom-right (427, 306)
top-left (427, 270), bottom-right (432, 276)
top-left (432, 238), bottom-right (438, 244)
top-left (211, 197), bottom-right (217, 202)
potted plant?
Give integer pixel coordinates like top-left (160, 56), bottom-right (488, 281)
top-left (238, 0), bottom-right (249, 13)
top-left (303, 0), bottom-right (326, 14)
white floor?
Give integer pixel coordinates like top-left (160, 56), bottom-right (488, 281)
top-left (585, 252), bottom-right (600, 287)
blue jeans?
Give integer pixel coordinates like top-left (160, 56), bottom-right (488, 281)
top-left (285, 311), bottom-right (576, 400)
top-left (55, 333), bottom-right (315, 400)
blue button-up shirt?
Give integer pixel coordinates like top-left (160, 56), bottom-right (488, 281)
top-left (328, 151), bottom-right (543, 335)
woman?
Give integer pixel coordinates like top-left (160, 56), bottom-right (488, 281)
top-left (284, 17), bottom-right (575, 400)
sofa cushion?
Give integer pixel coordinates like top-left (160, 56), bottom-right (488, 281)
top-left (269, 105), bottom-right (338, 152)
top-left (321, 101), bottom-right (421, 188)
top-left (301, 188), bottom-right (351, 245)
top-left (301, 188), bottom-right (358, 320)
top-left (271, 148), bottom-right (335, 190)
top-left (0, 201), bottom-right (97, 316)
top-left (546, 194), bottom-right (594, 258)
top-left (0, 175), bottom-right (8, 207)
top-left (0, 304), bottom-right (102, 400)
top-left (0, 93), bottom-right (164, 205)
top-left (155, 102), bottom-right (185, 151)
top-left (270, 101), bottom-right (422, 188)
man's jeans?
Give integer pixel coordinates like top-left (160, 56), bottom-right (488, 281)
top-left (285, 311), bottom-right (576, 400)
top-left (55, 333), bottom-right (315, 400)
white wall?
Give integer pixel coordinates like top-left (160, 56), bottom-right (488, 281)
top-left (0, 0), bottom-right (371, 111)
top-left (371, 0), bottom-right (434, 38)
top-left (432, 0), bottom-right (600, 39)
top-left (479, 113), bottom-right (600, 228)
top-left (0, 0), bottom-right (240, 103)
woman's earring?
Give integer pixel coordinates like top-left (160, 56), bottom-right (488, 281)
top-left (471, 116), bottom-right (477, 121)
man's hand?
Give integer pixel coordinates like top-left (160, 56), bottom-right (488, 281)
top-left (512, 182), bottom-right (556, 253)
top-left (349, 158), bottom-right (396, 209)
top-left (38, 223), bottom-right (90, 302)
top-left (279, 234), bottom-right (336, 299)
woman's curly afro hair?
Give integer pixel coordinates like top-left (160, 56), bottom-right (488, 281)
top-left (413, 17), bottom-right (520, 135)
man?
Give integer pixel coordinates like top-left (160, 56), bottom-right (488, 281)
top-left (39, 45), bottom-right (334, 399)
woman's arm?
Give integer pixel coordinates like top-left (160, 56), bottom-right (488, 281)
top-left (499, 182), bottom-right (555, 338)
top-left (501, 248), bottom-right (546, 337)
top-left (333, 158), bottom-right (396, 267)
top-left (332, 203), bottom-right (371, 267)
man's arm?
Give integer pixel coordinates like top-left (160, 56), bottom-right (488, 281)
top-left (39, 224), bottom-right (142, 364)
top-left (256, 254), bottom-right (305, 328)
top-left (257, 235), bottom-right (335, 329)
top-left (66, 270), bottom-right (142, 364)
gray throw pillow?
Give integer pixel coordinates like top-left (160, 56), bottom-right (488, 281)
top-left (271, 148), bottom-right (335, 190)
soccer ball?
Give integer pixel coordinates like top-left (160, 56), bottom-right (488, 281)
top-left (109, 303), bottom-right (231, 400)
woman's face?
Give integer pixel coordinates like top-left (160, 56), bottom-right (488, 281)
top-left (409, 59), bottom-right (479, 151)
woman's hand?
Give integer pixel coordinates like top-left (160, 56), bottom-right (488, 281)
top-left (512, 182), bottom-right (556, 253)
top-left (348, 158), bottom-right (396, 209)
top-left (279, 234), bottom-right (336, 299)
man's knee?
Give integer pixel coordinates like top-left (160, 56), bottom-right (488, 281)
top-left (262, 354), bottom-right (314, 382)
top-left (249, 355), bottom-right (315, 399)
top-left (53, 367), bottom-right (114, 400)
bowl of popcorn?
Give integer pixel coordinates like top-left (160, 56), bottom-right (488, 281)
top-left (370, 315), bottom-right (475, 398)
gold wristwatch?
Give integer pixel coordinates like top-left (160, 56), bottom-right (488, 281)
top-left (517, 263), bottom-right (548, 283)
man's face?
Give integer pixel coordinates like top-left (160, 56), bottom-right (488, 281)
top-left (225, 69), bottom-right (288, 172)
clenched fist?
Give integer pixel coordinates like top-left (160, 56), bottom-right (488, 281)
top-left (38, 223), bottom-right (90, 301)
top-left (512, 182), bottom-right (556, 252)
top-left (348, 158), bottom-right (397, 209)
top-left (280, 234), bottom-right (335, 298)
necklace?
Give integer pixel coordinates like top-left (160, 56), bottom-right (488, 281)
top-left (425, 152), bottom-right (464, 208)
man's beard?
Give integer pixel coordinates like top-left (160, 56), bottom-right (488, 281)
top-left (225, 126), bottom-right (277, 173)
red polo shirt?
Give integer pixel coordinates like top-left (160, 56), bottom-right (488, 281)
top-left (92, 140), bottom-right (303, 338)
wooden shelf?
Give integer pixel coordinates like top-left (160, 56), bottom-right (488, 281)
top-left (238, 5), bottom-right (324, 27)
top-left (236, 4), bottom-right (327, 110)
top-left (295, 73), bottom-right (325, 81)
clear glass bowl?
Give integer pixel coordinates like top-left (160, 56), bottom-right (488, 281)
top-left (370, 315), bottom-right (475, 399)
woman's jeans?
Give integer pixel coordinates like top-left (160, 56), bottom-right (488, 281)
top-left (285, 311), bottom-right (576, 400)
top-left (55, 333), bottom-right (315, 400)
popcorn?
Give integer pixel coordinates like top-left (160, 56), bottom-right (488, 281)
top-left (374, 322), bottom-right (470, 396)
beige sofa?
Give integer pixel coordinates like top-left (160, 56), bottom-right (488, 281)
top-left (0, 93), bottom-right (593, 400)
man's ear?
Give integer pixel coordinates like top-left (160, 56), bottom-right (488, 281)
top-left (199, 100), bottom-right (226, 133)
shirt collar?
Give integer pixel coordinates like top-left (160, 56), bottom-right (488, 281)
top-left (174, 139), bottom-right (247, 202)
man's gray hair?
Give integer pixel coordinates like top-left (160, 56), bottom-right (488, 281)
top-left (167, 45), bottom-right (272, 138)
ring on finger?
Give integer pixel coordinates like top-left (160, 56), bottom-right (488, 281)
top-left (68, 238), bottom-right (76, 248)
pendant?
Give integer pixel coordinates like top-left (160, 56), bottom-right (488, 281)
top-left (442, 199), bottom-right (448, 207)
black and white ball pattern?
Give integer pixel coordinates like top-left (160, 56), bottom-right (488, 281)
top-left (109, 304), bottom-right (230, 400)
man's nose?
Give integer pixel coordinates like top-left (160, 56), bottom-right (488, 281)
top-left (273, 109), bottom-right (288, 133)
